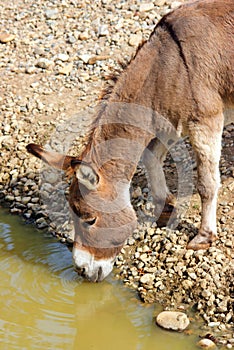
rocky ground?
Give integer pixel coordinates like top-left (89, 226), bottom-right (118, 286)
top-left (0, 0), bottom-right (233, 348)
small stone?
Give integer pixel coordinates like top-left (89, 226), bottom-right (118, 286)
top-left (156, 311), bottom-right (190, 331)
top-left (79, 31), bottom-right (90, 40)
top-left (58, 62), bottom-right (73, 75)
top-left (5, 195), bottom-right (15, 202)
top-left (140, 273), bottom-right (154, 285)
top-left (139, 3), bottom-right (154, 12)
top-left (56, 53), bottom-right (69, 62)
top-left (98, 25), bottom-right (109, 36)
top-left (36, 58), bottom-right (53, 70)
top-left (4, 124), bottom-right (11, 134)
top-left (36, 217), bottom-right (48, 229)
top-left (132, 186), bottom-right (142, 199)
top-left (45, 9), bottom-right (59, 20)
top-left (154, 0), bottom-right (166, 5)
top-left (170, 1), bottom-right (182, 10)
top-left (21, 197), bottom-right (31, 205)
top-left (88, 55), bottom-right (110, 65)
top-left (197, 339), bottom-right (217, 349)
top-left (127, 237), bottom-right (135, 245)
top-left (0, 32), bottom-right (15, 43)
top-left (78, 54), bottom-right (92, 64)
top-left (188, 272), bottom-right (197, 280)
top-left (129, 33), bottom-right (143, 47)
top-left (140, 253), bottom-right (148, 262)
top-left (67, 35), bottom-right (76, 44)
top-left (182, 279), bottom-right (193, 289)
top-left (25, 66), bottom-right (36, 74)
top-left (208, 322), bottom-right (220, 327)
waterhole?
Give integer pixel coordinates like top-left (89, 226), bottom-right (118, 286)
top-left (0, 208), bottom-right (198, 350)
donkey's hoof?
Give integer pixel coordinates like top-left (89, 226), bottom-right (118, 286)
top-left (187, 233), bottom-right (217, 250)
top-left (156, 205), bottom-right (177, 228)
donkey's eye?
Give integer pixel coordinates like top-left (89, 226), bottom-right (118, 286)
top-left (82, 217), bottom-right (96, 227)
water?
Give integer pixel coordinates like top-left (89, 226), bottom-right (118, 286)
top-left (0, 208), bottom-right (198, 350)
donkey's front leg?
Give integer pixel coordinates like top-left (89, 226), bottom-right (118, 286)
top-left (187, 118), bottom-right (223, 250)
top-left (143, 138), bottom-right (177, 227)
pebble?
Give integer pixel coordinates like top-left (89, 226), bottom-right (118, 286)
top-left (170, 1), bottom-right (182, 9)
top-left (129, 33), bottom-right (143, 47)
top-left (139, 3), bottom-right (155, 12)
top-left (78, 54), bottom-right (92, 64)
top-left (21, 197), bottom-right (31, 205)
top-left (88, 55), bottom-right (110, 65)
top-left (0, 32), bottom-right (15, 43)
top-left (156, 311), bottom-right (190, 331)
top-left (98, 25), bottom-right (109, 36)
top-left (58, 62), bottom-right (73, 75)
top-left (140, 273), bottom-right (154, 285)
top-left (45, 9), bottom-right (59, 20)
top-left (56, 53), bottom-right (69, 62)
top-left (197, 339), bottom-right (217, 349)
top-left (36, 58), bottom-right (53, 70)
top-left (79, 31), bottom-right (90, 41)
top-left (208, 322), bottom-right (220, 328)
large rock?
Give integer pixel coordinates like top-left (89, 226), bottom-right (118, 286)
top-left (156, 311), bottom-right (190, 331)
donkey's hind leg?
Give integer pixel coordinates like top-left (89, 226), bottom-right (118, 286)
top-left (143, 138), bottom-right (176, 227)
top-left (187, 115), bottom-right (223, 250)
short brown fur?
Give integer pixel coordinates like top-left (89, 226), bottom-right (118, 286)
top-left (27, 0), bottom-right (234, 281)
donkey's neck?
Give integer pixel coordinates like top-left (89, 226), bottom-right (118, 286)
top-left (83, 33), bottom-right (179, 181)
top-left (88, 104), bottom-right (154, 182)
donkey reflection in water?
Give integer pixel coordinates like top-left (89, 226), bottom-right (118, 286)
top-left (27, 0), bottom-right (234, 282)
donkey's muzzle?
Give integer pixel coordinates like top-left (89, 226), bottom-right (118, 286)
top-left (73, 246), bottom-right (114, 282)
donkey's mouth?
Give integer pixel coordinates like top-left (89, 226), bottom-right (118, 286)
top-left (73, 247), bottom-right (114, 282)
top-left (75, 265), bottom-right (103, 282)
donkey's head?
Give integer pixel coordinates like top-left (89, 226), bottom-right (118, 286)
top-left (26, 143), bottom-right (137, 282)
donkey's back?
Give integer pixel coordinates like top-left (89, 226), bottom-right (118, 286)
top-left (148, 0), bottom-right (234, 125)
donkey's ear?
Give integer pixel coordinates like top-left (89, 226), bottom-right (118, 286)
top-left (71, 161), bottom-right (99, 191)
top-left (26, 143), bottom-right (76, 171)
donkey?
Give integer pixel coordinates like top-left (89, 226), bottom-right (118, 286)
top-left (27, 0), bottom-right (234, 282)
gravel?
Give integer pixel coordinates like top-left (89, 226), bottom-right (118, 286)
top-left (0, 0), bottom-right (233, 347)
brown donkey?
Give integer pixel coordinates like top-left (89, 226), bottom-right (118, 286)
top-left (27, 0), bottom-right (234, 282)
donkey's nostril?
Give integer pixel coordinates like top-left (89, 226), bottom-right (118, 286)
top-left (75, 264), bottom-right (88, 277)
top-left (80, 267), bottom-right (86, 275)
top-left (97, 266), bottom-right (103, 281)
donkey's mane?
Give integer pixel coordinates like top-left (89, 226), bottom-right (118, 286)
top-left (80, 39), bottom-right (148, 154)
top-left (99, 39), bottom-right (147, 103)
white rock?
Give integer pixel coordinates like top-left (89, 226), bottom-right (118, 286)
top-left (45, 9), bottom-right (59, 20)
top-left (21, 197), bottom-right (31, 205)
top-left (170, 1), bottom-right (182, 10)
top-left (156, 311), bottom-right (190, 331)
top-left (36, 58), bottom-right (53, 70)
top-left (139, 3), bottom-right (154, 12)
top-left (140, 273), bottom-right (154, 285)
top-left (129, 33), bottom-right (143, 47)
top-left (154, 0), bottom-right (166, 6)
top-left (56, 53), bottom-right (69, 62)
top-left (58, 62), bottom-right (73, 75)
top-left (208, 321), bottom-right (220, 327)
top-left (197, 339), bottom-right (217, 349)
top-left (98, 25), bottom-right (109, 36)
top-left (78, 54), bottom-right (92, 64)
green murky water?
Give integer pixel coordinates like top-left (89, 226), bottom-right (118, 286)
top-left (0, 208), bottom-right (198, 350)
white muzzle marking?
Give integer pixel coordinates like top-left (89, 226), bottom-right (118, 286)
top-left (72, 247), bottom-right (114, 282)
